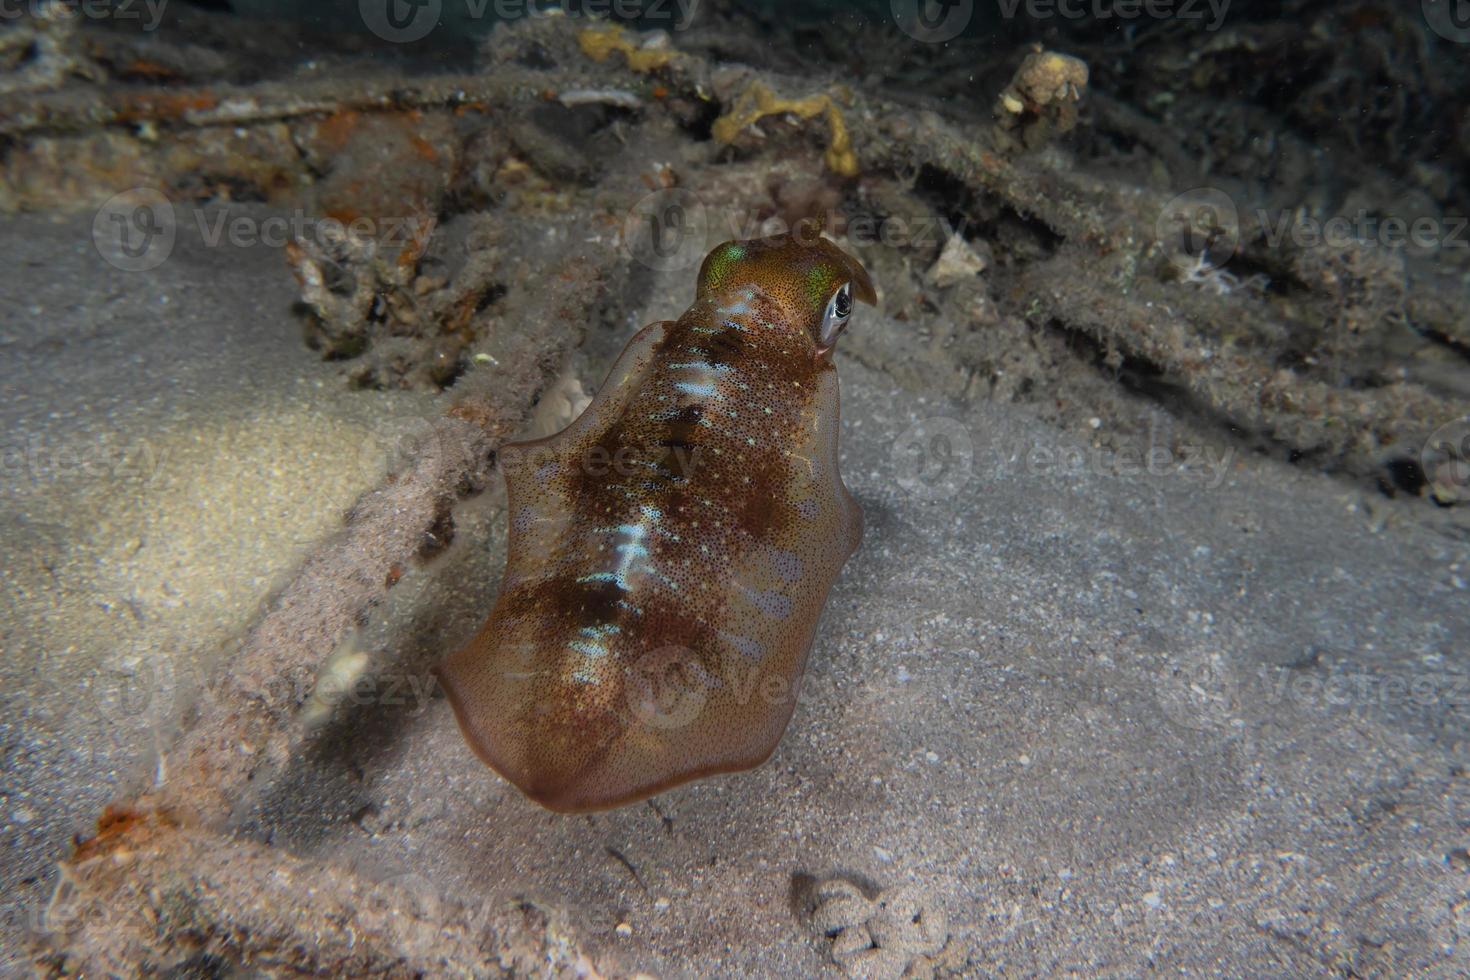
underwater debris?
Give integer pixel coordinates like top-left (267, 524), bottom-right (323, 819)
top-left (502, 105), bottom-right (609, 186)
top-left (295, 110), bottom-right (457, 238)
top-left (993, 48), bottom-right (1089, 153)
top-left (299, 632), bottom-right (372, 729)
top-left (286, 228), bottom-right (381, 359)
top-left (1019, 243), bottom-right (1468, 478)
top-left (576, 23), bottom-right (680, 73)
top-left (810, 877), bottom-right (949, 980)
top-left (1138, 7), bottom-right (1447, 184)
top-left (712, 80), bottom-right (860, 178)
top-left (557, 87), bottom-right (643, 109)
top-left (1423, 417), bottom-right (1470, 507)
top-left (0, 2), bottom-right (1457, 489)
top-left (0, 67), bottom-right (522, 139)
top-left (1175, 251), bottom-right (1268, 298)
top-left (0, 1), bottom-right (99, 96)
top-left (1283, 235), bottom-right (1407, 380)
top-left (287, 213), bottom-right (505, 389)
top-left (33, 811), bottom-right (593, 977)
top-left (521, 369), bottom-right (592, 440)
top-left (925, 234), bottom-right (988, 289)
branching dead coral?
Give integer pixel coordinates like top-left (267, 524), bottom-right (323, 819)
top-left (1019, 245), bottom-right (1466, 473)
top-left (33, 809), bottom-right (596, 977)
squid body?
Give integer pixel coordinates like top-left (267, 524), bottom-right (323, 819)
top-left (436, 226), bottom-right (876, 812)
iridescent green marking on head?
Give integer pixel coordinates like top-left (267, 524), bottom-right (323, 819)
top-left (700, 242), bottom-right (747, 293)
top-left (803, 265), bottom-right (840, 309)
top-left (691, 233), bottom-right (878, 346)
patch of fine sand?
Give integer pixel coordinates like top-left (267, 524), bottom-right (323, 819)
top-left (0, 210), bottom-right (433, 961)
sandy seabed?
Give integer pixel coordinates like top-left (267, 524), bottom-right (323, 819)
top-left (3, 207), bottom-right (1468, 976)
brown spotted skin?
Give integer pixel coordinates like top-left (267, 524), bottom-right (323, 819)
top-left (435, 231), bottom-right (876, 813)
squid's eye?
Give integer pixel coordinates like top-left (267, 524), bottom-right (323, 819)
top-left (818, 282), bottom-right (853, 347)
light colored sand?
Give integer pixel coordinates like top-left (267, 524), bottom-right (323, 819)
top-left (0, 209), bottom-right (434, 963)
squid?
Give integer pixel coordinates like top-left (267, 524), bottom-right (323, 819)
top-left (436, 223), bottom-right (876, 812)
